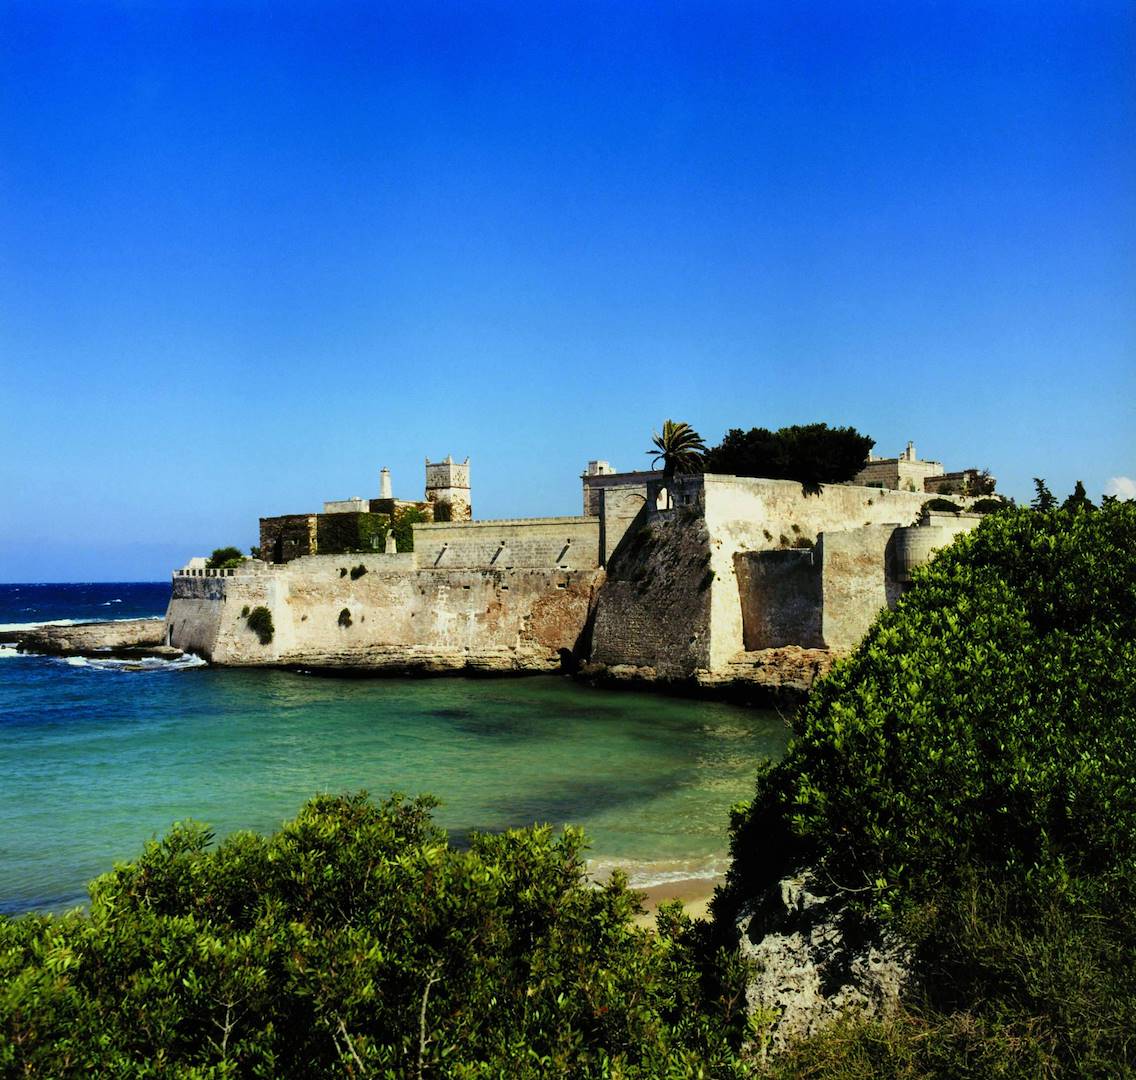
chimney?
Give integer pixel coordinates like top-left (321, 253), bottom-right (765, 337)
top-left (380, 467), bottom-right (392, 499)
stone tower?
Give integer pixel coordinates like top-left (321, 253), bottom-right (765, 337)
top-left (379, 467), bottom-right (392, 499)
top-left (424, 456), bottom-right (471, 522)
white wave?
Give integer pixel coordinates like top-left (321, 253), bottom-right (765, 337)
top-left (0, 616), bottom-right (163, 632)
top-left (587, 853), bottom-right (729, 891)
top-left (0, 644), bottom-right (21, 658)
top-left (0, 618), bottom-right (82, 631)
top-left (100, 599), bottom-right (124, 605)
top-left (57, 652), bottom-right (207, 673)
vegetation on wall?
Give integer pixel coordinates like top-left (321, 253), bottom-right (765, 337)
top-left (703, 424), bottom-right (874, 489)
top-left (349, 564), bottom-right (367, 580)
top-left (392, 506), bottom-right (429, 552)
top-left (245, 606), bottom-right (274, 645)
top-left (720, 496), bottom-right (1136, 1075)
top-left (316, 512), bottom-right (390, 556)
top-left (0, 794), bottom-right (752, 1078)
top-left (337, 607), bottom-right (352, 628)
top-left (206, 546), bottom-right (246, 570)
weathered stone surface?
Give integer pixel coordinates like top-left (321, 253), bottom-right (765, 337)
top-left (166, 561), bottom-right (603, 670)
top-left (738, 869), bottom-right (913, 1058)
top-left (578, 647), bottom-right (836, 705)
top-left (11, 619), bottom-right (168, 658)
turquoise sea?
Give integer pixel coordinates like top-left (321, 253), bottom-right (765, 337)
top-left (0, 583), bottom-right (789, 916)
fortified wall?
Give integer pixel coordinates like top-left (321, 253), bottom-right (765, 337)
top-left (167, 447), bottom-right (988, 684)
top-left (588, 474), bottom-right (983, 678)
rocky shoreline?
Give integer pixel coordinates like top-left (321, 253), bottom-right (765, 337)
top-left (2, 618), bottom-right (177, 661)
top-left (7, 619), bottom-right (839, 702)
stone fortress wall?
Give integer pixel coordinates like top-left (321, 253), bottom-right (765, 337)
top-left (168, 444), bottom-right (990, 680)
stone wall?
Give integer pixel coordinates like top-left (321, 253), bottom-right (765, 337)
top-left (697, 475), bottom-right (930, 668)
top-left (734, 550), bottom-right (823, 650)
top-left (166, 556), bottom-right (603, 672)
top-left (817, 525), bottom-right (901, 651)
top-left (588, 506), bottom-right (713, 678)
top-left (412, 517), bottom-right (602, 571)
top-left (259, 514), bottom-right (317, 564)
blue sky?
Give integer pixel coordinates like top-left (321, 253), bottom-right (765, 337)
top-left (1, 1), bottom-right (1133, 581)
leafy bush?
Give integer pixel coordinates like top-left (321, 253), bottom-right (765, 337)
top-left (922, 497), bottom-right (961, 513)
top-left (349, 563), bottom-right (367, 580)
top-left (969, 497), bottom-right (1007, 514)
top-left (0, 794), bottom-right (750, 1078)
top-left (245, 606), bottom-right (274, 645)
top-left (720, 502), bottom-right (1136, 1074)
top-left (704, 424), bottom-right (874, 488)
top-left (206, 546), bottom-right (246, 570)
top-left (338, 607), bottom-right (352, 628)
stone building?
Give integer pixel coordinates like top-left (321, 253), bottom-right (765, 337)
top-left (259, 460), bottom-right (453, 563)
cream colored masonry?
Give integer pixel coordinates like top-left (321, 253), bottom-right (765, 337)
top-left (166, 478), bottom-right (982, 675)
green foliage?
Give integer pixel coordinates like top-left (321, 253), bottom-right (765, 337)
top-left (206, 546), bottom-right (246, 570)
top-left (923, 497), bottom-right (961, 513)
top-left (649, 419), bottom-right (707, 479)
top-left (349, 563), bottom-right (367, 580)
top-left (704, 424), bottom-right (874, 488)
top-left (392, 506), bottom-right (428, 553)
top-left (1031, 477), bottom-right (1057, 511)
top-left (245, 606), bottom-right (274, 645)
top-left (338, 607), bottom-right (352, 628)
top-left (240, 605), bottom-right (250, 618)
top-left (1062, 479), bottom-right (1094, 513)
top-left (722, 501), bottom-right (1136, 1075)
top-left (969, 497), bottom-right (1008, 515)
top-left (316, 512), bottom-right (390, 556)
top-left (0, 794), bottom-right (751, 1078)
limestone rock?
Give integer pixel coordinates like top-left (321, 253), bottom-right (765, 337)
top-left (738, 868), bottom-right (913, 1057)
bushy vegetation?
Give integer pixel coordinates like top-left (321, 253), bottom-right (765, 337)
top-left (245, 605), bottom-right (274, 645)
top-left (703, 424), bottom-right (873, 489)
top-left (316, 512), bottom-right (390, 556)
top-left (721, 498), bottom-right (1136, 1076)
top-left (206, 546), bottom-right (246, 570)
top-left (922, 497), bottom-right (961, 513)
top-left (0, 794), bottom-right (751, 1078)
top-left (392, 506), bottom-right (429, 552)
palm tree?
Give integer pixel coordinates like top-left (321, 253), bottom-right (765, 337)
top-left (648, 420), bottom-right (706, 507)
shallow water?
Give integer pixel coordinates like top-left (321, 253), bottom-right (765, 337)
top-left (0, 584), bottom-right (789, 915)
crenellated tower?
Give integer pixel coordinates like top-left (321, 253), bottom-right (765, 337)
top-left (424, 456), bottom-right (471, 522)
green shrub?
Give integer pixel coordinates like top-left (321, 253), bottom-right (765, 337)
top-left (0, 795), bottom-right (750, 1078)
top-left (207, 546), bottom-right (246, 570)
top-left (969, 497), bottom-right (1008, 514)
top-left (245, 606), bottom-right (274, 645)
top-left (338, 607), bottom-right (352, 628)
top-left (923, 497), bottom-right (961, 513)
top-left (720, 502), bottom-right (1136, 1074)
top-left (349, 563), bottom-right (367, 580)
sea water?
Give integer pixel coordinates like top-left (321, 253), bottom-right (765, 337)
top-left (0, 583), bottom-right (789, 915)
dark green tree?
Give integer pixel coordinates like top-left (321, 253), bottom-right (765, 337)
top-left (1062, 479), bottom-right (1095, 513)
top-left (1031, 477), bottom-right (1057, 510)
top-left (703, 424), bottom-right (873, 488)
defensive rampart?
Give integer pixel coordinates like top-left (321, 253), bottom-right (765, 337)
top-left (166, 554), bottom-right (603, 672)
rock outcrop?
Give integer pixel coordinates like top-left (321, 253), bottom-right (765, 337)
top-left (738, 868), bottom-right (913, 1057)
top-left (8, 619), bottom-right (175, 659)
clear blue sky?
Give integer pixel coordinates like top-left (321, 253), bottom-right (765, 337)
top-left (1, 1), bottom-right (1133, 582)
